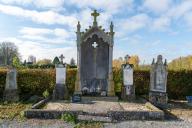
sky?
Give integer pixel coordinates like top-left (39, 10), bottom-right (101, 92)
top-left (0, 0), bottom-right (192, 64)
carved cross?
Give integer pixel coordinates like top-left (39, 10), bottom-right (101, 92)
top-left (91, 10), bottom-right (99, 24)
top-left (59, 54), bottom-right (65, 64)
top-left (92, 42), bottom-right (98, 48)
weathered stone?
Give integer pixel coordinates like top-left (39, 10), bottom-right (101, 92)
top-left (149, 55), bottom-right (168, 107)
top-left (74, 10), bottom-right (115, 97)
top-left (3, 68), bottom-right (19, 102)
top-left (52, 63), bottom-right (68, 100)
top-left (121, 63), bottom-right (135, 101)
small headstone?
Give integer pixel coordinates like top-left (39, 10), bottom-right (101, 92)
top-left (72, 94), bottom-right (81, 103)
top-left (186, 96), bottom-right (192, 106)
top-left (52, 55), bottom-right (68, 100)
top-left (3, 68), bottom-right (19, 102)
top-left (121, 63), bottom-right (135, 101)
top-left (149, 55), bottom-right (168, 107)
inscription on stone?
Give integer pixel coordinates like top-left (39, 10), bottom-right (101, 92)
top-left (123, 65), bottom-right (133, 86)
top-left (56, 65), bottom-right (66, 84)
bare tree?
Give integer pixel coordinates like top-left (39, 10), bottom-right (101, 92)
top-left (0, 42), bottom-right (20, 65)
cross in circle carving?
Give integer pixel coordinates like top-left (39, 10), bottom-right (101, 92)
top-left (92, 42), bottom-right (98, 48)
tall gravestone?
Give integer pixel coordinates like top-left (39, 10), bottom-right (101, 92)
top-left (3, 67), bottom-right (19, 102)
top-left (74, 10), bottom-right (115, 96)
top-left (149, 55), bottom-right (168, 107)
top-left (52, 54), bottom-right (68, 100)
top-left (121, 55), bottom-right (135, 101)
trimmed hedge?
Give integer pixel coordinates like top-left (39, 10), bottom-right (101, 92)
top-left (0, 68), bottom-right (192, 100)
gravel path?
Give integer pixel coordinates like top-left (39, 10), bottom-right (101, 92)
top-left (1, 119), bottom-right (192, 128)
top-left (1, 120), bottom-right (192, 128)
top-left (0, 119), bottom-right (74, 128)
top-left (104, 120), bottom-right (192, 128)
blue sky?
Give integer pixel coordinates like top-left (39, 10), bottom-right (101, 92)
top-left (0, 0), bottom-right (192, 64)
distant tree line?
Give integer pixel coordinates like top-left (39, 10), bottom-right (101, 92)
top-left (168, 56), bottom-right (192, 70)
top-left (0, 42), bottom-right (77, 69)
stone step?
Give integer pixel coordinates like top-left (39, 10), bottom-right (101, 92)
top-left (77, 114), bottom-right (112, 122)
top-left (81, 96), bottom-right (118, 102)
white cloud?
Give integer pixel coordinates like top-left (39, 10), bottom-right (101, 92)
top-left (152, 16), bottom-right (171, 31)
top-left (184, 12), bottom-right (192, 28)
top-left (68, 0), bottom-right (133, 14)
top-left (0, 4), bottom-right (77, 27)
top-left (143, 0), bottom-right (172, 14)
top-left (20, 27), bottom-right (52, 36)
top-left (19, 27), bottom-right (71, 39)
top-left (117, 13), bottom-right (150, 36)
top-left (167, 0), bottom-right (192, 19)
top-left (0, 0), bottom-right (65, 8)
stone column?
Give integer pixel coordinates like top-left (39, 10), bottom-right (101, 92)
top-left (74, 21), bottom-right (82, 95)
top-left (107, 44), bottom-right (115, 96)
top-left (74, 46), bottom-right (82, 95)
top-left (107, 22), bottom-right (115, 96)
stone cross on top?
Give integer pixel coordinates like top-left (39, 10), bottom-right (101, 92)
top-left (125, 55), bottom-right (131, 64)
top-left (59, 54), bottom-right (65, 64)
top-left (91, 10), bottom-right (99, 26)
top-left (92, 42), bottom-right (98, 48)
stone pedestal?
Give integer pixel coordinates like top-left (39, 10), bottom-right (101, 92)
top-left (149, 91), bottom-right (168, 107)
top-left (52, 64), bottom-right (68, 100)
top-left (74, 71), bottom-right (82, 95)
top-left (3, 89), bottom-right (19, 102)
top-left (121, 86), bottom-right (135, 101)
top-left (107, 79), bottom-right (115, 96)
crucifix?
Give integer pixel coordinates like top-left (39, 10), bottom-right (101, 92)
top-left (59, 54), bottom-right (65, 64)
top-left (91, 10), bottom-right (99, 26)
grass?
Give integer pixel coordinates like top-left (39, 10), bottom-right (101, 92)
top-left (0, 101), bottom-right (32, 120)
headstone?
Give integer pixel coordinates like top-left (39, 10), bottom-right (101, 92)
top-left (52, 55), bottom-right (68, 100)
top-left (72, 94), bottom-right (81, 103)
top-left (186, 96), bottom-right (192, 106)
top-left (149, 55), bottom-right (168, 107)
top-left (3, 68), bottom-right (19, 102)
top-left (74, 10), bottom-right (115, 97)
top-left (121, 62), bottom-right (135, 101)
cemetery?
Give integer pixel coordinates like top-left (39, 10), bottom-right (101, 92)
top-left (0, 9), bottom-right (192, 127)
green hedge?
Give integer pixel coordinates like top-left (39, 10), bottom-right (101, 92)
top-left (0, 68), bottom-right (192, 100)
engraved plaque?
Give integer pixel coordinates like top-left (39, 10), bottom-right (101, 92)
top-left (56, 67), bottom-right (66, 84)
top-left (123, 65), bottom-right (133, 85)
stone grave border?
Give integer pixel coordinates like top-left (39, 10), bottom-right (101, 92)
top-left (24, 102), bottom-right (164, 122)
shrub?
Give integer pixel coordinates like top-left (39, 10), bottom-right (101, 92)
top-left (0, 68), bottom-right (192, 100)
top-left (42, 89), bottom-right (50, 98)
top-left (61, 113), bottom-right (76, 123)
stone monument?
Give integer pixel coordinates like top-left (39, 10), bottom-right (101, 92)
top-left (149, 55), bottom-right (168, 107)
top-left (74, 10), bottom-right (115, 96)
top-left (52, 54), bottom-right (68, 100)
top-left (121, 55), bottom-right (135, 100)
top-left (3, 67), bottom-right (19, 102)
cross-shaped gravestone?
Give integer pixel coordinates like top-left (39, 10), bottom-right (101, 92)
top-left (125, 55), bottom-right (130, 64)
top-left (59, 54), bottom-right (65, 64)
top-left (91, 10), bottom-right (99, 26)
top-left (92, 42), bottom-right (98, 49)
